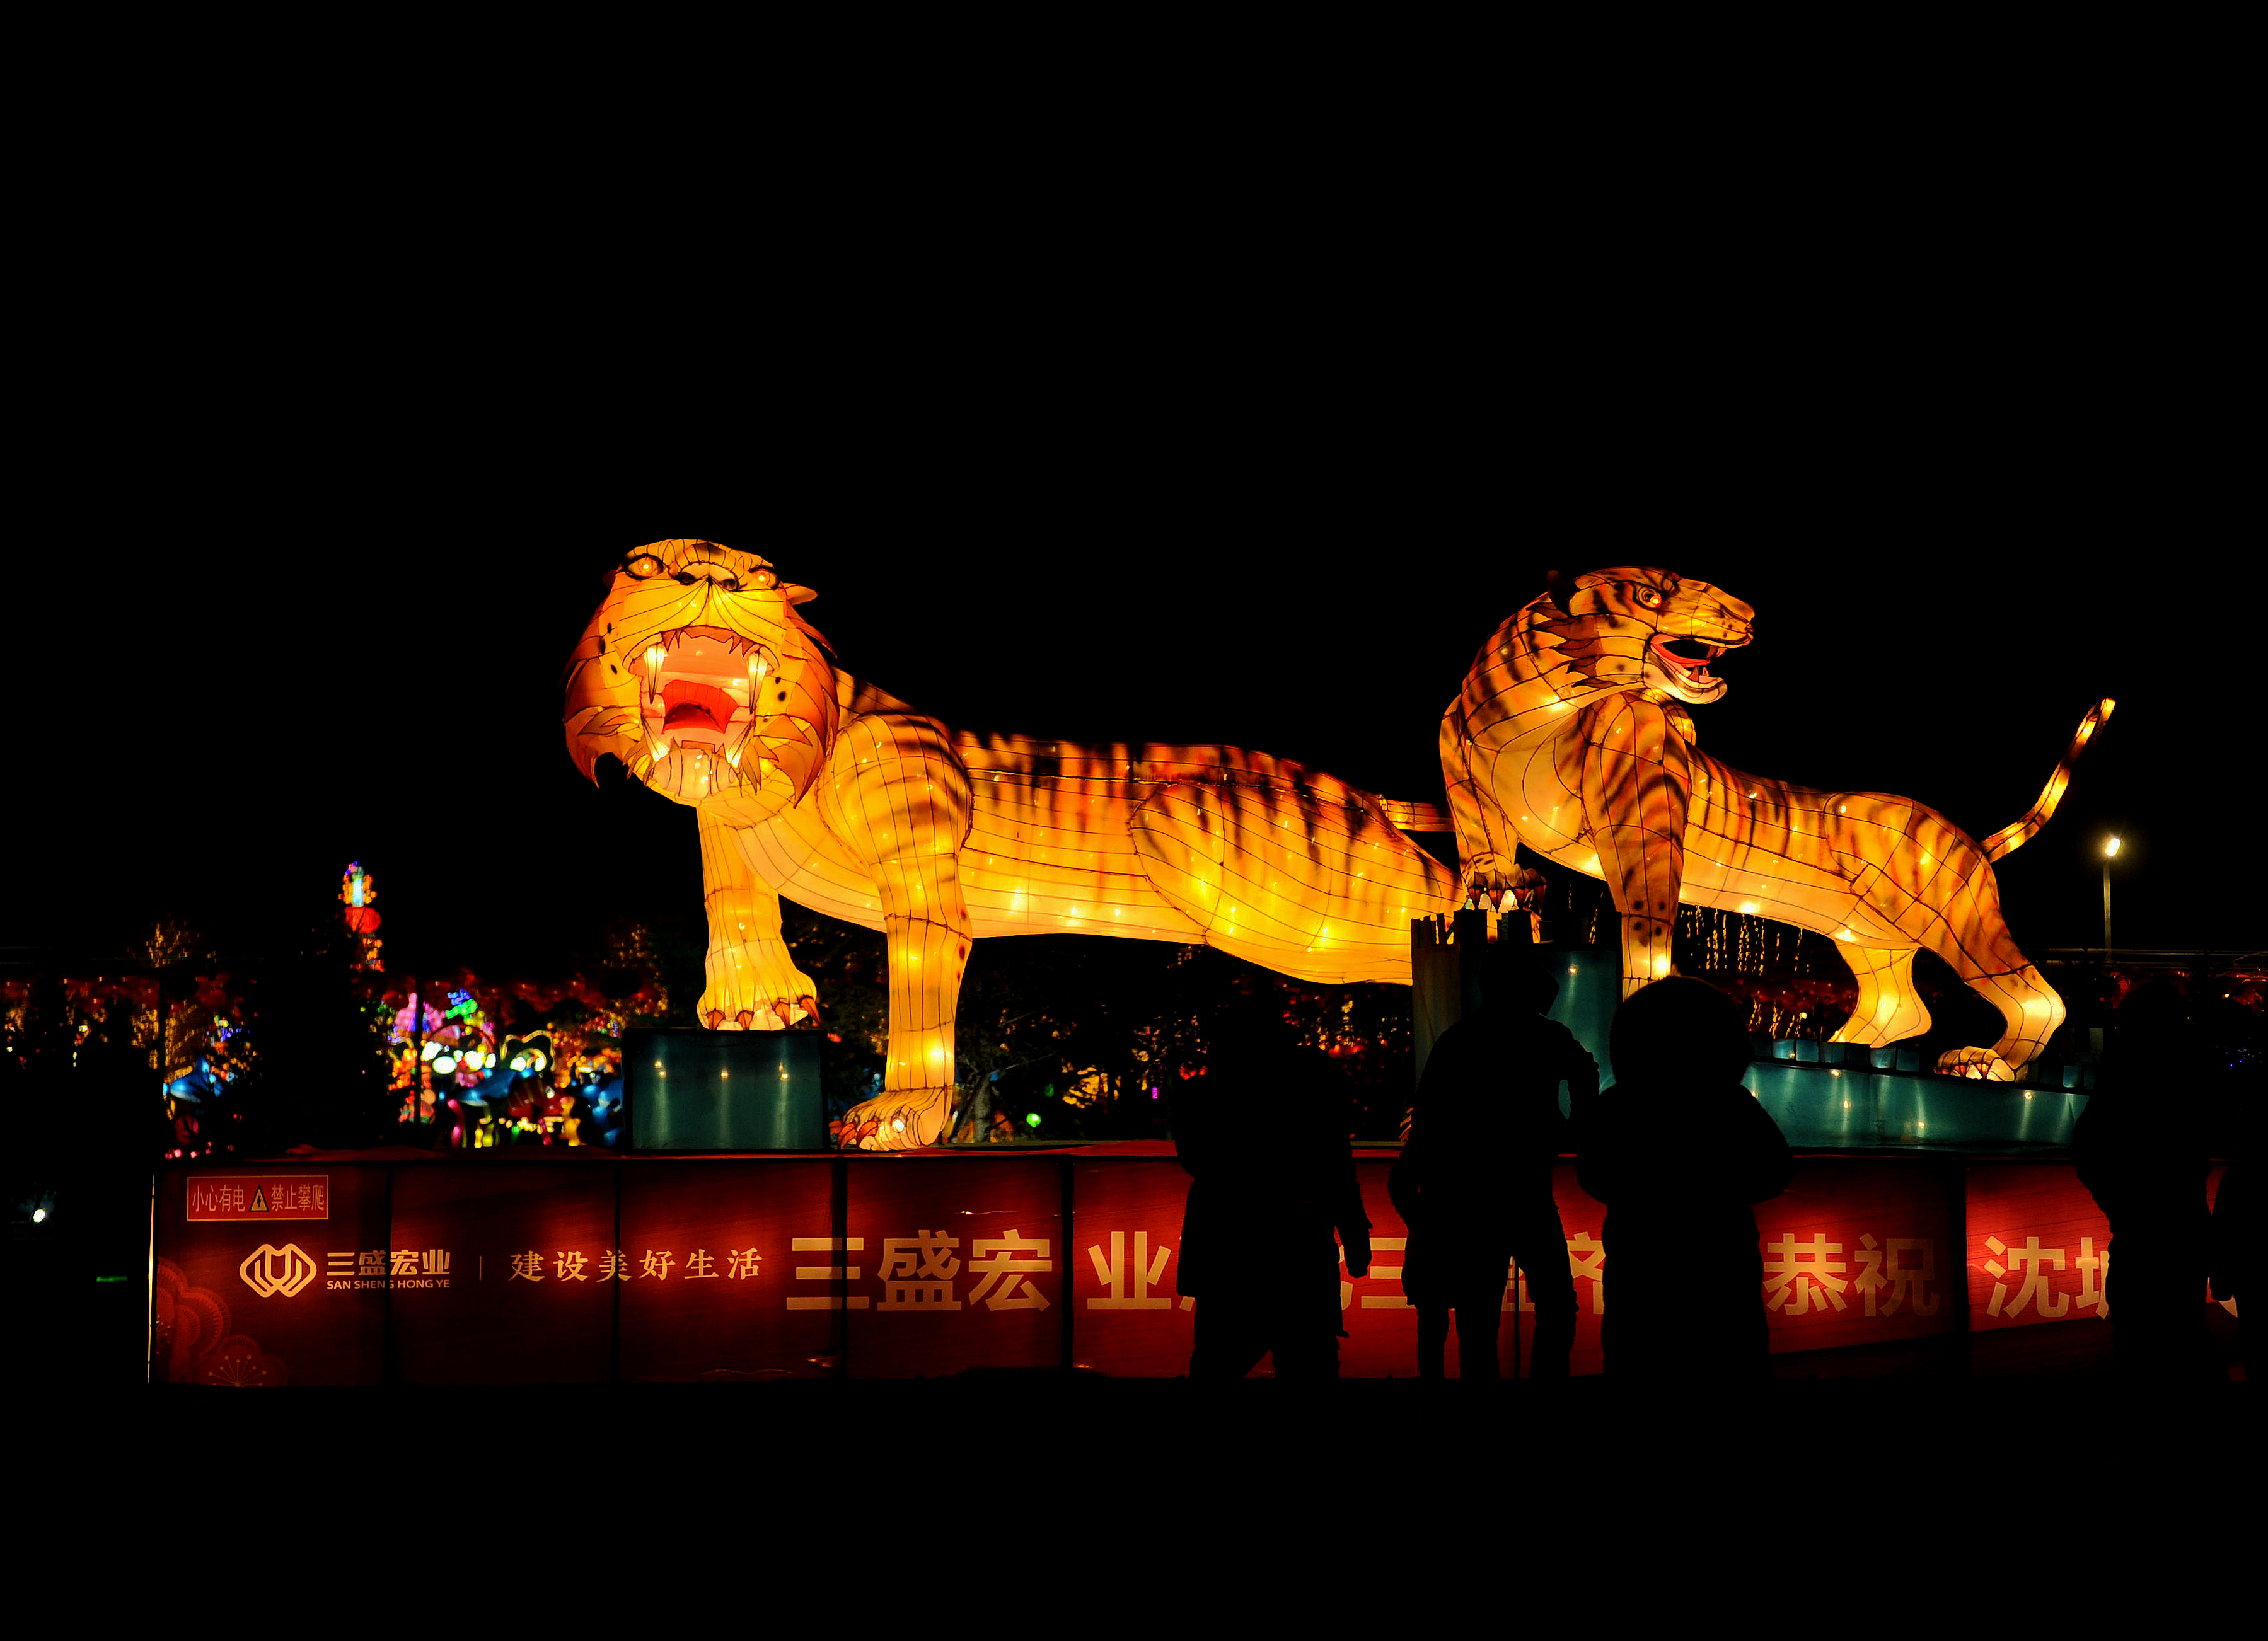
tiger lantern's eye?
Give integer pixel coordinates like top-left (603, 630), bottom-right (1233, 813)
top-left (747, 566), bottom-right (778, 591)
top-left (624, 553), bottom-right (665, 580)
top-left (1636, 587), bottom-right (1665, 609)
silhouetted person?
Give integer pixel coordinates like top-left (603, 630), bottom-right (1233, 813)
top-left (1390, 942), bottom-right (1597, 1378)
top-left (2074, 981), bottom-right (2218, 1380)
top-left (1177, 1015), bottom-right (1370, 1378)
top-left (2210, 1160), bottom-right (2248, 1380)
top-left (1570, 977), bottom-right (1793, 1378)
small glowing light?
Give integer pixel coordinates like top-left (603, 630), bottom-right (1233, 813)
top-left (2104, 836), bottom-right (2122, 858)
top-left (892, 1118), bottom-right (906, 1131)
top-left (432, 1055), bottom-right (458, 1074)
top-left (720, 1069), bottom-right (729, 1079)
top-left (32, 1208), bottom-right (45, 1223)
top-left (2024, 1091), bottom-right (2034, 1100)
top-left (420, 1041), bottom-right (442, 1062)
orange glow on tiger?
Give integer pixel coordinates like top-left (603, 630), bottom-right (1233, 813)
top-left (1442, 566), bottom-right (2110, 1082)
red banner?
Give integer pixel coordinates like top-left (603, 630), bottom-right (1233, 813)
top-left (387, 1163), bottom-right (618, 1383)
top-left (150, 1153), bottom-right (2217, 1382)
top-left (620, 1161), bottom-right (836, 1381)
top-left (156, 1170), bottom-right (385, 1386)
top-left (1963, 1163), bottom-right (2226, 1330)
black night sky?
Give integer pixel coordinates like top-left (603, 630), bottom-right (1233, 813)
top-left (17, 404), bottom-right (2254, 978)
top-left (12, 171), bottom-right (2255, 976)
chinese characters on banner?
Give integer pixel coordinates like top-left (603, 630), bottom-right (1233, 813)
top-left (186, 1175), bottom-right (329, 1220)
top-left (845, 1160), bottom-right (1062, 1376)
top-left (154, 1156), bottom-right (2214, 1383)
top-left (1963, 1164), bottom-right (2225, 1330)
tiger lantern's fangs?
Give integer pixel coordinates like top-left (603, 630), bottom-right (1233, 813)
top-left (565, 546), bottom-right (2109, 1149)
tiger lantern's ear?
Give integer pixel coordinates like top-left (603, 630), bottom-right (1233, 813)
top-left (1543, 568), bottom-right (1577, 614)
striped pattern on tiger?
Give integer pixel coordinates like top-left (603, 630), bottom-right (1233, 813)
top-left (1440, 565), bottom-right (2111, 1082)
top-left (566, 540), bottom-right (1466, 1150)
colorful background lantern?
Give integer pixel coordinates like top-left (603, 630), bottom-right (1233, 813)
top-left (338, 861), bottom-right (382, 972)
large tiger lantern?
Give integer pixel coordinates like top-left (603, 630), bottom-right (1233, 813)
top-left (566, 546), bottom-right (2105, 1151)
top-left (1442, 566), bottom-right (2110, 1083)
top-left (564, 541), bottom-right (1471, 1149)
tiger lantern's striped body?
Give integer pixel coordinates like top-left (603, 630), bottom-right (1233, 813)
top-left (1440, 566), bottom-right (2111, 1083)
top-left (565, 541), bottom-right (1468, 1151)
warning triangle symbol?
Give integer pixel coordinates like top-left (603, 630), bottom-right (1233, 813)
top-left (250, 1187), bottom-right (269, 1212)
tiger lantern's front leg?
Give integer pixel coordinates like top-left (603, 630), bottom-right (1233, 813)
top-left (695, 803), bottom-right (820, 1029)
top-left (1442, 709), bottom-right (1522, 904)
top-left (827, 715), bottom-right (974, 1151)
top-left (1580, 696), bottom-right (1689, 996)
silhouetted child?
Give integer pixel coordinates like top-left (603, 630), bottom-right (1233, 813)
top-left (1391, 942), bottom-right (1597, 1378)
top-left (1177, 1015), bottom-right (1370, 1379)
top-left (2074, 981), bottom-right (2219, 1380)
top-left (2209, 1159), bottom-right (2248, 1381)
top-left (1570, 977), bottom-right (1792, 1378)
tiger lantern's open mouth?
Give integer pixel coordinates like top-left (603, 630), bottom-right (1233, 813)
top-left (1645, 633), bottom-right (1745, 706)
top-left (627, 625), bottom-right (790, 759)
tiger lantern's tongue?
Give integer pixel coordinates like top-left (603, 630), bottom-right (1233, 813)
top-left (661, 679), bottom-right (736, 744)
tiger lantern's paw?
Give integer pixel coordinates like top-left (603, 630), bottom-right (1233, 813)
top-left (1936, 1047), bottom-right (2016, 1083)
top-left (1457, 856), bottom-right (1547, 911)
top-left (838, 1086), bottom-right (955, 1151)
top-left (699, 941), bottom-right (818, 1031)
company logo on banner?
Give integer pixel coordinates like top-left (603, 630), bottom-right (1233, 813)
top-left (238, 1243), bottom-right (318, 1298)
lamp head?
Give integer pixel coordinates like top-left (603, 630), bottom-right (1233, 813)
top-left (2105, 836), bottom-right (2122, 859)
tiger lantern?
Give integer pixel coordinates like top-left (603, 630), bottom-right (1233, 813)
top-left (565, 546), bottom-right (2105, 1152)
top-left (1441, 566), bottom-right (2110, 1083)
top-left (563, 541), bottom-right (1469, 1149)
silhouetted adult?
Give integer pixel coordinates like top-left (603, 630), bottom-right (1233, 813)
top-left (1569, 977), bottom-right (1792, 1378)
top-left (1177, 1016), bottom-right (1370, 1379)
top-left (1390, 943), bottom-right (1597, 1378)
top-left (2074, 981), bottom-right (2218, 1380)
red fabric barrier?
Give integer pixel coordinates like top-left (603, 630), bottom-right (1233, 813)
top-left (619, 1161), bottom-right (836, 1381)
top-left (148, 1152), bottom-right (2214, 1382)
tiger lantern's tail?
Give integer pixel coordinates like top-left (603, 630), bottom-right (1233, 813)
top-left (1979, 698), bottom-right (2116, 863)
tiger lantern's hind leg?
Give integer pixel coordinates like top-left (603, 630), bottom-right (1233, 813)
top-left (825, 713), bottom-right (974, 1150)
top-left (1828, 946), bottom-right (1932, 1051)
top-left (1912, 854), bottom-right (2066, 1083)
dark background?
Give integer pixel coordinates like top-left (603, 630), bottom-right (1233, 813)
top-left (16, 137), bottom-right (2252, 965)
top-left (13, 440), bottom-right (2252, 971)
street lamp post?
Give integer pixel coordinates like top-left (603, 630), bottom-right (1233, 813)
top-left (2102, 835), bottom-right (2120, 959)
